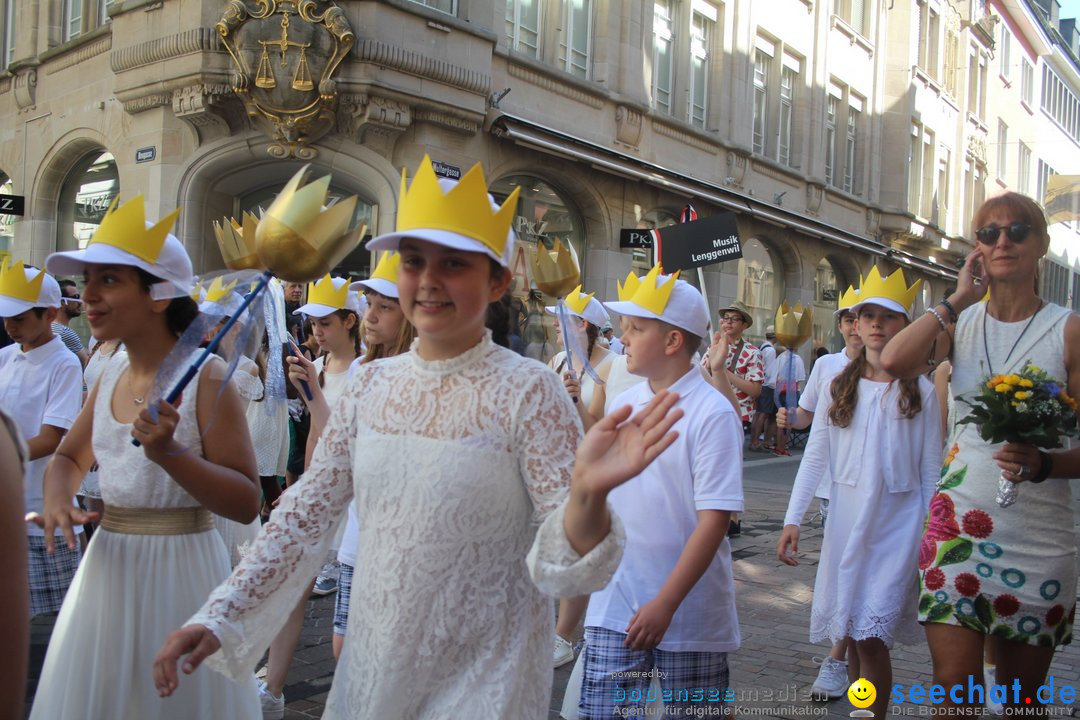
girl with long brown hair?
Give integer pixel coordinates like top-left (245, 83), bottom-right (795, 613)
top-left (777, 268), bottom-right (941, 719)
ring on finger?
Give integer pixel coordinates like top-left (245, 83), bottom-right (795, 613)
top-left (1019, 463), bottom-right (1030, 478)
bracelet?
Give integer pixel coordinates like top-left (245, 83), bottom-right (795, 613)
top-left (926, 307), bottom-right (948, 331)
top-left (939, 299), bottom-right (959, 324)
top-left (1030, 450), bottom-right (1053, 484)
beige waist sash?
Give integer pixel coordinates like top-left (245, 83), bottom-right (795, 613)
top-left (100, 506), bottom-right (214, 535)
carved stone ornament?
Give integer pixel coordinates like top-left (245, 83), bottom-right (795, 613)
top-left (217, 0), bottom-right (354, 159)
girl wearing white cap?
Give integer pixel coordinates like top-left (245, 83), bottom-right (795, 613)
top-left (29, 197), bottom-right (261, 719)
top-left (546, 285), bottom-right (614, 429)
top-left (155, 156), bottom-right (682, 719)
top-left (777, 267), bottom-right (941, 719)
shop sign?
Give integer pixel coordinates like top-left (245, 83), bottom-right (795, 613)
top-left (0, 194), bottom-right (25, 216)
top-left (654, 212), bottom-right (742, 272)
top-left (619, 228), bottom-right (654, 249)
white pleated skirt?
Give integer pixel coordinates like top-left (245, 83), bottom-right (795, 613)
top-left (29, 527), bottom-right (261, 720)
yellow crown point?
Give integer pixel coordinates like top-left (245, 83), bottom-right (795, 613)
top-left (564, 285), bottom-right (596, 316)
top-left (627, 264), bottom-right (679, 316)
top-left (532, 238), bottom-right (581, 297)
top-left (204, 276), bottom-right (239, 304)
top-left (214, 211), bottom-right (262, 271)
top-left (190, 281), bottom-right (205, 302)
top-left (307, 274), bottom-right (350, 310)
top-left (617, 271), bottom-right (641, 301)
top-left (859, 266), bottom-right (922, 313)
top-left (369, 251), bottom-right (401, 284)
top-left (397, 155), bottom-right (519, 262)
top-left (255, 166), bottom-right (366, 282)
top-left (836, 284), bottom-right (859, 312)
top-left (774, 302), bottom-right (814, 348)
top-left (90, 196), bottom-right (180, 264)
top-left (0, 259), bottom-right (45, 303)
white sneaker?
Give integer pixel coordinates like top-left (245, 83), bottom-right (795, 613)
top-left (811, 656), bottom-right (849, 700)
top-left (985, 667), bottom-right (1004, 715)
top-left (257, 678), bottom-right (285, 720)
top-left (553, 634), bottom-right (575, 668)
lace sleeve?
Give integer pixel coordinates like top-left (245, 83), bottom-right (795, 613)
top-left (514, 369), bottom-right (625, 597)
top-left (231, 358), bottom-right (264, 401)
top-left (187, 379), bottom-right (358, 683)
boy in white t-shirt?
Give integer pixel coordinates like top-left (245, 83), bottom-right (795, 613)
top-left (578, 266), bottom-right (744, 718)
top-left (0, 262), bottom-right (83, 615)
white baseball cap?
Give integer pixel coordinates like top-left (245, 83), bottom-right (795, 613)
top-left (199, 291), bottom-right (246, 318)
top-left (292, 276), bottom-right (362, 318)
top-left (604, 269), bottom-right (710, 339)
top-left (0, 266), bottom-right (62, 317)
top-left (544, 296), bottom-right (609, 328)
top-left (349, 277), bottom-right (398, 300)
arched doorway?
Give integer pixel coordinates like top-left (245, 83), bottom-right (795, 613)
top-left (56, 150), bottom-right (118, 252)
top-left (736, 238), bottom-right (781, 342)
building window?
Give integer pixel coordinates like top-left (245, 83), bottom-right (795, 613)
top-left (752, 48), bottom-right (769, 154)
top-left (1041, 260), bottom-right (1070, 307)
top-left (735, 238), bottom-right (781, 334)
top-left (1041, 64), bottom-right (1080, 143)
top-left (652, 0), bottom-right (675, 115)
top-left (778, 63), bottom-right (796, 167)
top-left (0, 174), bottom-right (13, 265)
top-left (1, 0), bottom-right (14, 69)
top-left (917, 1), bottom-right (940, 80)
top-left (490, 175), bottom-right (585, 364)
top-left (409, 0), bottom-right (456, 13)
top-left (64, 0), bottom-right (83, 41)
top-left (825, 94), bottom-right (838, 186)
top-left (844, 101), bottom-right (860, 193)
top-left (832, 0), bottom-right (868, 35)
top-left (57, 151), bottom-right (118, 252)
top-left (909, 123), bottom-right (934, 218)
top-left (99, 0), bottom-right (115, 24)
top-left (506, 0), bottom-right (541, 57)
top-left (935, 148), bottom-right (950, 224)
top-left (996, 120), bottom-right (1007, 181)
top-left (1021, 58), bottom-right (1034, 106)
top-left (812, 258), bottom-right (842, 353)
top-left (630, 209), bottom-right (677, 276)
top-left (557, 0), bottom-right (591, 79)
top-left (1018, 142), bottom-right (1031, 195)
top-left (688, 4), bottom-right (715, 128)
top-left (999, 25), bottom-right (1011, 79)
top-left (944, 30), bottom-right (960, 97)
top-left (968, 49), bottom-right (987, 120)
top-left (1037, 159), bottom-right (1056, 205)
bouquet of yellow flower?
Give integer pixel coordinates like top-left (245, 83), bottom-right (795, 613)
top-left (958, 363), bottom-right (1078, 507)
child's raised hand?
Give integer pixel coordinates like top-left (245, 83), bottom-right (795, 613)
top-left (571, 390), bottom-right (683, 497)
top-left (625, 597), bottom-right (676, 650)
top-left (132, 397), bottom-right (182, 463)
top-left (152, 624), bottom-right (221, 697)
top-left (777, 525), bottom-right (800, 566)
top-left (706, 333), bottom-right (729, 378)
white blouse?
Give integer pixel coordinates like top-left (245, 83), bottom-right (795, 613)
top-left (189, 332), bottom-right (624, 719)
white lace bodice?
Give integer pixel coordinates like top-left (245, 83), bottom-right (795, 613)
top-left (92, 354), bottom-right (206, 509)
top-left (191, 333), bottom-right (625, 719)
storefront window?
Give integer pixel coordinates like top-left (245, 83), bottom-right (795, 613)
top-left (57, 151), bottom-right (118, 252)
top-left (736, 238), bottom-right (781, 342)
top-left (239, 183), bottom-right (375, 280)
top-left (812, 258), bottom-right (840, 353)
top-left (0, 174), bottom-right (13, 265)
top-left (490, 175), bottom-right (584, 363)
top-left (631, 209), bottom-right (677, 277)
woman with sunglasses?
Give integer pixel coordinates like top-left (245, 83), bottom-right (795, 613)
top-left (881, 192), bottom-right (1080, 715)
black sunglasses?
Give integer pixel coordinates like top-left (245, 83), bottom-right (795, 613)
top-left (974, 222), bottom-right (1031, 245)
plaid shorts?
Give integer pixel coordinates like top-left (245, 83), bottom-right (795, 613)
top-left (333, 562), bottom-right (354, 636)
top-left (28, 535), bottom-right (80, 616)
top-left (578, 626), bottom-right (729, 719)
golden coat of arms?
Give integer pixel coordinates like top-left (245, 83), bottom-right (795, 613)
top-left (217, 0), bottom-right (354, 158)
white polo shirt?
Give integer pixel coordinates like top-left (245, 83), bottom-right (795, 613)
top-left (797, 350), bottom-right (853, 499)
top-left (585, 366), bottom-right (745, 653)
top-left (0, 336), bottom-right (83, 536)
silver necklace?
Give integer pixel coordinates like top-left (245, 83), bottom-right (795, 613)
top-left (982, 301), bottom-right (1044, 376)
top-left (126, 371), bottom-right (147, 406)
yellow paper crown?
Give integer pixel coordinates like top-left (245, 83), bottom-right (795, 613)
top-left (774, 302), bottom-right (814, 348)
top-left (204, 276), bottom-right (238, 304)
top-left (858, 266), bottom-right (922, 312)
top-left (625, 264), bottom-right (679, 316)
top-left (0, 259), bottom-right (45, 303)
top-left (213, 212), bottom-right (261, 271)
top-left (91, 196), bottom-right (180, 264)
top-left (397, 155), bottom-right (519, 261)
top-left (617, 271), bottom-right (641, 301)
top-left (369, 251), bottom-right (401, 284)
top-left (564, 285), bottom-right (595, 316)
top-left (307, 274), bottom-right (349, 309)
top-left (836, 285), bottom-right (859, 312)
top-left (532, 238), bottom-right (580, 297)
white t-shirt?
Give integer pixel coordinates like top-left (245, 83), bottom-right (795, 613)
top-left (601, 354), bottom-right (645, 415)
top-left (314, 355), bottom-right (350, 407)
top-left (766, 350), bottom-right (806, 390)
top-left (0, 336), bottom-right (83, 536)
top-left (759, 342), bottom-right (777, 386)
top-left (798, 350), bottom-right (853, 499)
top-left (585, 367), bottom-right (745, 652)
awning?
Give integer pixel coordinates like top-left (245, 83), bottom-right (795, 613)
top-left (488, 112), bottom-right (957, 281)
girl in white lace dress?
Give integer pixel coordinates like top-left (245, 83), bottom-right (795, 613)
top-left (30, 208), bottom-right (262, 720)
top-left (154, 160), bottom-right (684, 720)
top-left (778, 271), bottom-right (941, 719)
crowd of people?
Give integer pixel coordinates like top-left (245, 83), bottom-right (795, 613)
top-left (1, 155), bottom-right (1078, 720)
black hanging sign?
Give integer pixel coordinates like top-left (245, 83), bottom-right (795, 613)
top-left (654, 212), bottom-right (742, 272)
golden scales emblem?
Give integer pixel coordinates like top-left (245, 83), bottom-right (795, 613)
top-left (254, 12), bottom-right (314, 91)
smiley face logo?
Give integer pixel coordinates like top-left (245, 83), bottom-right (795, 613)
top-left (847, 678), bottom-right (876, 709)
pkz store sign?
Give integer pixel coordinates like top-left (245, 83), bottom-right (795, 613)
top-left (75, 190), bottom-right (118, 224)
top-left (0, 194), bottom-right (25, 216)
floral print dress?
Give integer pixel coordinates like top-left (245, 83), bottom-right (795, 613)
top-left (918, 302), bottom-right (1076, 647)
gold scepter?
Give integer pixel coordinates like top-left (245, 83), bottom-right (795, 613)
top-left (773, 301), bottom-right (814, 414)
